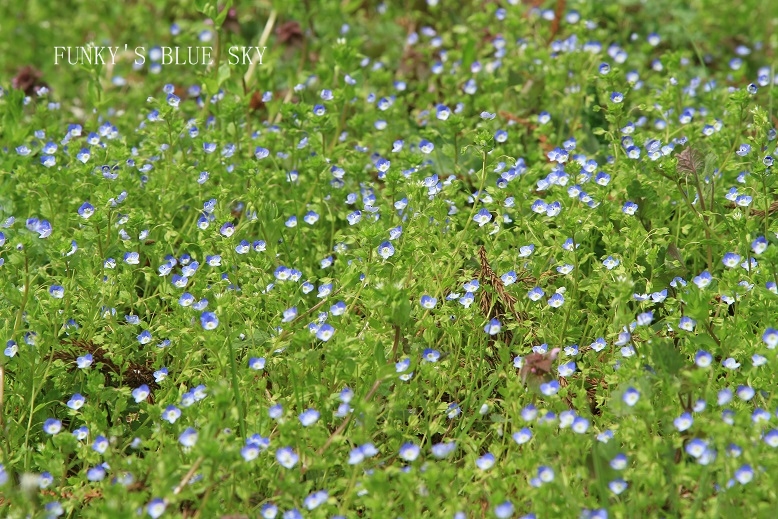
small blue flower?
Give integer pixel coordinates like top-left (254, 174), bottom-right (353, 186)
top-left (146, 498), bottom-right (167, 519)
top-left (67, 393), bottom-right (86, 410)
top-left (610, 92), bottom-right (624, 103)
top-left (132, 384), bottom-right (150, 403)
top-left (419, 139), bottom-right (435, 154)
top-left (378, 241), bottom-right (394, 260)
top-left (303, 490), bottom-right (328, 510)
top-left (722, 252), bottom-right (741, 268)
top-left (200, 312), bottom-right (219, 330)
top-left (636, 311), bottom-right (653, 326)
top-left (623, 387), bottom-right (640, 406)
top-left (422, 348), bottom-right (440, 362)
top-left (547, 293), bottom-right (565, 308)
top-left (399, 442), bottom-right (420, 461)
top-left (484, 318), bottom-right (501, 335)
top-left (86, 466), bottom-right (106, 482)
top-left (734, 464), bottom-right (754, 484)
top-left (76, 353), bottom-right (93, 369)
top-left (674, 412), bottom-right (693, 432)
top-left (219, 222), bottom-right (235, 237)
top-left (248, 357), bottom-right (266, 370)
top-left (43, 418), bottom-right (62, 435)
top-left (473, 208), bottom-right (492, 226)
top-left (609, 478), bottom-right (628, 495)
top-left (48, 285), bottom-right (65, 299)
top-left (299, 408), bottom-right (320, 426)
top-left (162, 405), bottom-right (181, 424)
top-left (276, 447), bottom-right (299, 469)
top-left (430, 441), bottom-right (456, 459)
top-left (78, 202), bottom-right (95, 219)
top-left (137, 330), bottom-right (152, 344)
top-left (179, 427), bottom-right (198, 447)
top-left (736, 144), bottom-right (751, 156)
top-left (420, 295), bottom-right (437, 309)
top-left (610, 453), bottom-right (628, 470)
top-left (316, 324), bottom-right (335, 341)
top-left (494, 501), bottom-right (514, 519)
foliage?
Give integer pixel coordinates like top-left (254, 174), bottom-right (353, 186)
top-left (1, 0), bottom-right (778, 517)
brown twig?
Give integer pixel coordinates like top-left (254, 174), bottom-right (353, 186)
top-left (174, 456), bottom-right (205, 495)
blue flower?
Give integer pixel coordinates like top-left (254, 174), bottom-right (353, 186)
top-left (420, 295), bottom-right (437, 309)
top-left (161, 405), bottom-right (181, 424)
top-left (248, 357), bottom-right (266, 370)
top-left (694, 350), bottom-right (712, 368)
top-left (540, 380), bottom-right (560, 396)
top-left (423, 348), bottom-right (441, 362)
top-left (282, 307), bottom-right (297, 323)
top-left (763, 328), bottom-right (778, 348)
top-left (67, 393), bottom-right (85, 410)
top-left (473, 208), bottom-right (492, 226)
top-left (303, 490), bottom-right (328, 510)
top-left (146, 498), bottom-right (167, 519)
top-left (547, 293), bottom-right (565, 308)
top-left (316, 324), bottom-right (335, 342)
top-left (484, 318), bottom-right (501, 335)
top-left (558, 361), bottom-right (576, 377)
top-left (603, 256), bottom-right (620, 270)
top-left (430, 441), bottom-right (456, 458)
top-left (419, 139), bottom-right (435, 154)
top-left (609, 478), bottom-right (628, 495)
top-left (299, 408), bottom-right (320, 426)
top-left (527, 287), bottom-right (545, 301)
top-left (636, 311), bottom-right (653, 326)
top-left (178, 427), bottom-right (198, 447)
top-left (722, 252), bottom-right (741, 268)
top-left (734, 464), bottom-right (754, 484)
top-left (276, 447), bottom-right (299, 469)
top-left (241, 444), bottom-right (261, 462)
top-left (512, 428), bottom-right (532, 445)
top-left (623, 387), bottom-right (640, 406)
top-left (610, 453), bottom-right (628, 470)
top-left (610, 92), bottom-right (624, 103)
top-left (399, 442), bottom-right (420, 461)
top-left (763, 430), bottom-right (778, 448)
top-left (86, 466), bottom-right (106, 482)
top-left (674, 412), bottom-right (693, 431)
top-left (622, 201), bottom-right (638, 215)
top-left (260, 503), bottom-right (278, 519)
top-left (200, 312), bottom-right (219, 330)
top-left (48, 285), bottom-right (65, 299)
top-left (132, 384), bottom-right (150, 403)
top-left (73, 353), bottom-right (93, 369)
top-left (736, 385), bottom-right (755, 401)
top-left (43, 418), bottom-right (62, 435)
top-left (219, 222), bottom-right (235, 237)
top-left (736, 144), bottom-right (751, 156)
top-left (26, 218), bottom-right (52, 238)
top-left (78, 202), bottom-right (95, 219)
top-left (495, 501), bottom-right (514, 518)
top-left (692, 270), bottom-right (712, 288)
top-left (92, 435), bottom-right (109, 454)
